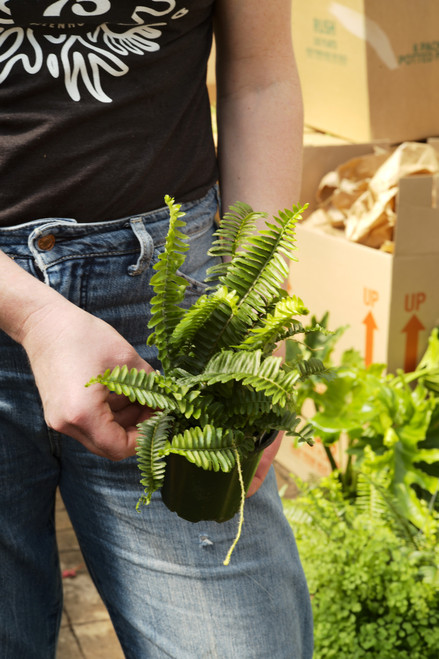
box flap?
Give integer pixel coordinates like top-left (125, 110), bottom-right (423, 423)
top-left (394, 175), bottom-right (439, 256)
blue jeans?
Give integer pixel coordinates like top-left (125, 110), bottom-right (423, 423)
top-left (0, 187), bottom-right (313, 658)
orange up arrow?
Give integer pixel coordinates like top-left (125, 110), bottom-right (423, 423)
top-left (362, 311), bottom-right (378, 366)
top-left (402, 315), bottom-right (425, 372)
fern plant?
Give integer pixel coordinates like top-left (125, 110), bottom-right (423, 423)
top-left (88, 196), bottom-right (327, 520)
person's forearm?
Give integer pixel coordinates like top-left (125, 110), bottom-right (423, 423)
top-left (216, 75), bottom-right (304, 225)
top-left (0, 249), bottom-right (69, 345)
top-left (214, 0), bottom-right (304, 226)
top-left (213, 0), bottom-right (304, 491)
top-left (0, 249), bottom-right (154, 460)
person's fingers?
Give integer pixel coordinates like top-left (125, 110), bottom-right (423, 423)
top-left (59, 418), bottom-right (135, 460)
top-left (112, 403), bottom-right (156, 429)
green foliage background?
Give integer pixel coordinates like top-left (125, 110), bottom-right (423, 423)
top-left (284, 474), bottom-right (439, 658)
top-left (284, 318), bottom-right (439, 657)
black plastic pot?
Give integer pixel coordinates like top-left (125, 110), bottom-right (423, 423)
top-left (160, 430), bottom-right (277, 523)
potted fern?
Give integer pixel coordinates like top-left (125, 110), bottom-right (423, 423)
top-left (88, 197), bottom-right (325, 550)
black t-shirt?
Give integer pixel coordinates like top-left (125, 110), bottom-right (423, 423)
top-left (0, 1), bottom-right (218, 225)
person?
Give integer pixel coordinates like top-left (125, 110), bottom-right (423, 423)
top-left (0, 1), bottom-right (312, 657)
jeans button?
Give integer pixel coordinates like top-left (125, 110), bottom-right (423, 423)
top-left (37, 234), bottom-right (56, 251)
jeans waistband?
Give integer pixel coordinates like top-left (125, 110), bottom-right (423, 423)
top-left (0, 186), bottom-right (219, 279)
top-left (0, 186), bottom-right (218, 245)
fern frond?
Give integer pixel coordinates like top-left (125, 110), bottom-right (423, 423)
top-left (169, 286), bottom-right (239, 371)
top-left (181, 349), bottom-right (301, 407)
top-left (219, 387), bottom-right (274, 421)
top-left (185, 205), bottom-right (307, 366)
top-left (170, 302), bottom-right (236, 374)
top-left (290, 421), bottom-right (316, 446)
top-left (237, 295), bottom-right (309, 352)
top-left (356, 472), bottom-right (418, 547)
top-left (88, 366), bottom-right (177, 408)
top-left (194, 397), bottom-right (229, 428)
top-left (88, 366), bottom-right (202, 417)
top-left (265, 407), bottom-right (301, 434)
top-left (356, 472), bottom-right (390, 521)
top-left (147, 196), bottom-right (190, 373)
top-left (136, 413), bottom-right (173, 507)
top-left (205, 203), bottom-right (267, 283)
top-left (172, 389), bottom-right (206, 419)
top-left (223, 205), bottom-right (303, 301)
top-left (190, 382), bottom-right (299, 435)
top-left (168, 425), bottom-right (255, 472)
top-left (295, 357), bottom-right (327, 380)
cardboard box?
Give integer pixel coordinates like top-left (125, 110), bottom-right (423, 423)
top-left (289, 145), bottom-right (439, 373)
top-left (292, 0), bottom-right (439, 143)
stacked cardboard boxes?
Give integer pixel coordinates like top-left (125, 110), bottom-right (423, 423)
top-left (283, 2), bottom-right (439, 478)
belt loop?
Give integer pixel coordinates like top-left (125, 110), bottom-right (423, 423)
top-left (128, 217), bottom-right (154, 276)
top-left (27, 219), bottom-right (76, 285)
top-left (28, 231), bottom-right (50, 284)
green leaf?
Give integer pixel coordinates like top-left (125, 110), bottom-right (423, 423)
top-left (136, 413), bottom-right (173, 507)
top-left (237, 294), bottom-right (308, 352)
top-left (147, 195), bottom-right (190, 373)
top-left (309, 366), bottom-right (382, 436)
top-left (186, 204), bottom-right (307, 368)
top-left (168, 286), bottom-right (239, 372)
top-left (87, 365), bottom-right (203, 418)
top-left (182, 350), bottom-right (291, 407)
top-left (168, 425), bottom-right (255, 472)
top-left (205, 202), bottom-right (263, 283)
top-left (416, 327), bottom-right (439, 394)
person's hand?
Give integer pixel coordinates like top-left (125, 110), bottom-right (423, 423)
top-left (246, 432), bottom-right (283, 497)
top-left (20, 298), bottom-right (154, 461)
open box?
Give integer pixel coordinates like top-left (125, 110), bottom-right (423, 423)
top-left (290, 159), bottom-right (439, 375)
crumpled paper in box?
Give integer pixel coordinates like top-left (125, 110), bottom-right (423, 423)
top-left (306, 142), bottom-right (439, 252)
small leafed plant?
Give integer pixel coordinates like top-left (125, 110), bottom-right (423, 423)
top-left (88, 196), bottom-right (325, 557)
top-left (284, 471), bottom-right (439, 658)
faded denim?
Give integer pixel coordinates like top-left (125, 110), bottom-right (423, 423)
top-left (0, 186), bottom-right (313, 658)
